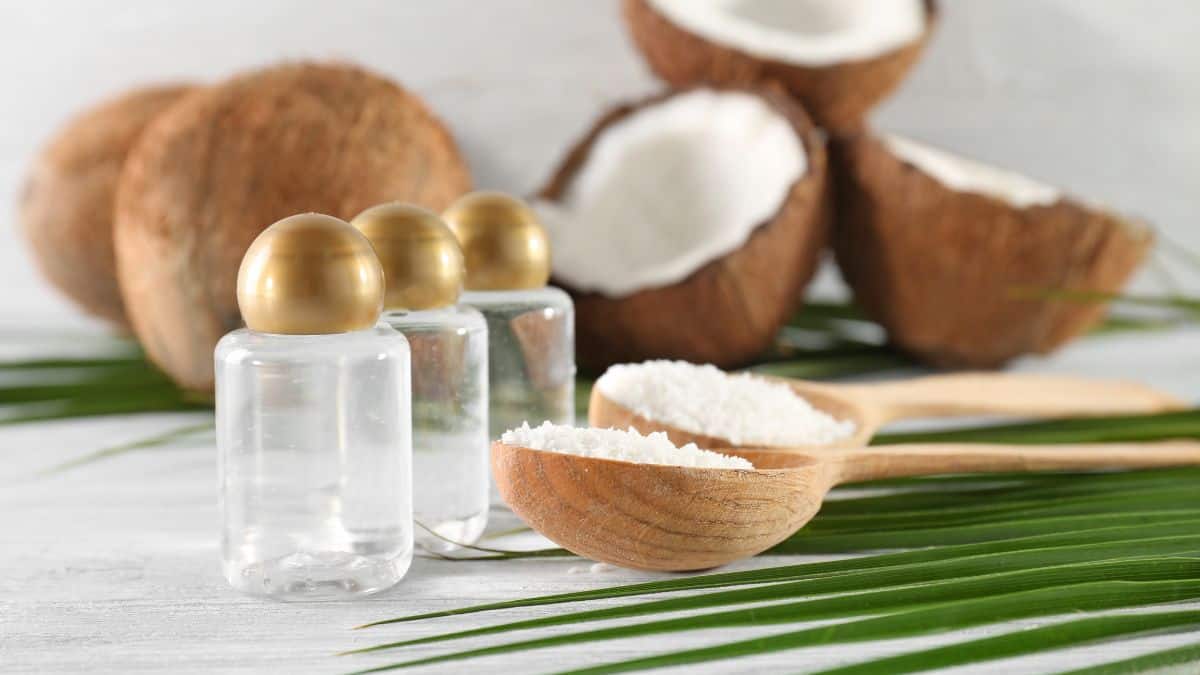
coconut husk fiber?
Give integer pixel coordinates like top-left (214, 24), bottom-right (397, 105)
top-left (20, 84), bottom-right (193, 328)
top-left (115, 62), bottom-right (471, 391)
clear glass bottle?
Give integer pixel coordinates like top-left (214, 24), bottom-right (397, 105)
top-left (460, 287), bottom-right (574, 441)
top-left (384, 306), bottom-right (487, 550)
top-left (353, 204), bottom-right (489, 551)
top-left (216, 213), bottom-right (413, 601)
top-left (443, 192), bottom-right (576, 504)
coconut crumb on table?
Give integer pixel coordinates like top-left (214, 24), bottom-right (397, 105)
top-left (567, 562), bottom-right (618, 575)
top-left (596, 359), bottom-right (855, 447)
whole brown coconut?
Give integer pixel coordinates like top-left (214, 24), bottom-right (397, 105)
top-left (115, 62), bottom-right (471, 392)
top-left (538, 86), bottom-right (829, 373)
top-left (20, 84), bottom-right (193, 327)
top-left (831, 133), bottom-right (1153, 368)
top-left (623, 0), bottom-right (937, 132)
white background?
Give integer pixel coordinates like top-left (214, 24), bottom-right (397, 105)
top-left (1, 0), bottom-right (1197, 323)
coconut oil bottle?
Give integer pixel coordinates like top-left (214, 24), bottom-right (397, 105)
top-left (353, 203), bottom-right (490, 550)
top-left (215, 214), bottom-right (413, 601)
top-left (443, 192), bottom-right (576, 500)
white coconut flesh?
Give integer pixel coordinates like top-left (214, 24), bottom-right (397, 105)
top-left (882, 134), bottom-right (1062, 209)
top-left (536, 90), bottom-right (805, 297)
top-left (647, 0), bottom-right (926, 66)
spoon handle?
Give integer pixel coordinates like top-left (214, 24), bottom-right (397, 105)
top-left (834, 440), bottom-right (1200, 484)
top-left (821, 373), bottom-right (1185, 424)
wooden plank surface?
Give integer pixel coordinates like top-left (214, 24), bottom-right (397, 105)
top-left (2, 328), bottom-right (1199, 674)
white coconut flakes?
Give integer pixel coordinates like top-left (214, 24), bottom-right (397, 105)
top-left (596, 360), bottom-right (856, 447)
top-left (535, 89), bottom-right (805, 297)
top-left (502, 421), bottom-right (753, 470)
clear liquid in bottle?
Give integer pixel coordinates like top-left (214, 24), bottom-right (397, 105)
top-left (383, 305), bottom-right (489, 551)
top-left (462, 287), bottom-right (575, 502)
top-left (215, 326), bottom-right (413, 601)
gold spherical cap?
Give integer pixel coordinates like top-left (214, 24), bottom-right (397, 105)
top-left (237, 213), bottom-right (384, 334)
top-left (350, 203), bottom-right (465, 311)
top-left (441, 191), bottom-right (551, 290)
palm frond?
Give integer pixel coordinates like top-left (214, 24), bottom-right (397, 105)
top-left (1055, 639), bottom-right (1200, 675)
top-left (349, 574), bottom-right (1200, 673)
top-left (346, 552), bottom-right (1200, 657)
top-left (37, 420), bottom-right (214, 476)
top-left (809, 610), bottom-right (1200, 675)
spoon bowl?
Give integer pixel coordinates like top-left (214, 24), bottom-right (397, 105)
top-left (492, 442), bottom-right (827, 571)
top-left (589, 371), bottom-right (1186, 452)
top-left (493, 438), bottom-right (1200, 571)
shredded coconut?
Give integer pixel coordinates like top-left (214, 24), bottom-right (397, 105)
top-left (596, 360), bottom-right (855, 447)
top-left (500, 421), bottom-right (753, 470)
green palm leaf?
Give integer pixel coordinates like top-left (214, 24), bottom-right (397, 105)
top-left (350, 460), bottom-right (1200, 671)
top-left (772, 510), bottom-right (1200, 554)
top-left (355, 517), bottom-right (1200, 627)
top-left (348, 573), bottom-right (1200, 673)
top-left (0, 355), bottom-right (145, 369)
top-left (37, 420), bottom-right (215, 476)
top-left (1055, 640), bottom-right (1200, 675)
top-left (345, 553), bottom-right (1200, 658)
top-left (809, 610), bottom-right (1200, 675)
top-left (872, 409), bottom-right (1200, 446)
top-left (823, 466), bottom-right (1200, 511)
top-left (803, 485), bottom-right (1196, 532)
top-left (549, 579), bottom-right (1200, 675)
top-left (0, 387), bottom-right (208, 425)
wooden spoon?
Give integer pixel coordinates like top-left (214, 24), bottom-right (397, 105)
top-left (492, 439), bottom-right (1200, 571)
top-left (589, 372), bottom-right (1187, 452)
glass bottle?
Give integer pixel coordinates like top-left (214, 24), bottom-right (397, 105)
top-left (215, 213), bottom-right (413, 601)
top-left (353, 203), bottom-right (489, 551)
top-left (443, 192), bottom-right (576, 503)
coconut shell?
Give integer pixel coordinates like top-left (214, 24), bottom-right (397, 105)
top-left (831, 133), bottom-right (1153, 368)
top-left (20, 84), bottom-right (193, 327)
top-left (539, 86), bottom-right (829, 373)
top-left (622, 0), bottom-right (937, 133)
top-left (115, 62), bottom-right (471, 392)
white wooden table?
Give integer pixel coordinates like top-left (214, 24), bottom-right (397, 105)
top-left (2, 326), bottom-right (1198, 674)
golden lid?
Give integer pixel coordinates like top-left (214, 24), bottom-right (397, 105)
top-left (351, 202), bottom-right (465, 311)
top-left (441, 191), bottom-right (550, 291)
top-left (236, 213), bottom-right (384, 334)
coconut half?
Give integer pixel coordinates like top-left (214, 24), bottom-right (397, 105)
top-left (20, 84), bottom-right (194, 327)
top-left (115, 62), bottom-right (471, 392)
top-left (832, 133), bottom-right (1153, 368)
top-left (623, 0), bottom-right (936, 132)
top-left (537, 87), bottom-right (828, 372)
